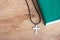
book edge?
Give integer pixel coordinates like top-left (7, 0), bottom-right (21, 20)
top-left (46, 19), bottom-right (60, 26)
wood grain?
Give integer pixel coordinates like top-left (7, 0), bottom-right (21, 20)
top-left (0, 0), bottom-right (60, 40)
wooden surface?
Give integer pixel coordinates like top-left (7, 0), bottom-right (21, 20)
top-left (0, 0), bottom-right (60, 40)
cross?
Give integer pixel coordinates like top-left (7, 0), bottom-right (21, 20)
top-left (33, 25), bottom-right (40, 34)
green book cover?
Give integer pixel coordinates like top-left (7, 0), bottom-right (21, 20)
top-left (37, 0), bottom-right (60, 25)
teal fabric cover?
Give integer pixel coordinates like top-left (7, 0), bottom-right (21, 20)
top-left (37, 0), bottom-right (60, 25)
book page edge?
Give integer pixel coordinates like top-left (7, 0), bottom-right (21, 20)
top-left (46, 19), bottom-right (60, 26)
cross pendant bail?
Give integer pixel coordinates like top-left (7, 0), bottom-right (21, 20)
top-left (33, 25), bottom-right (40, 34)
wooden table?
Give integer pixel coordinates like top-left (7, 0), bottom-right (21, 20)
top-left (0, 0), bottom-right (60, 40)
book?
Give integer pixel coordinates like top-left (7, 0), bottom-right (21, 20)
top-left (37, 0), bottom-right (60, 25)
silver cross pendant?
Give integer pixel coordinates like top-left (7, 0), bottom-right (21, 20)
top-left (33, 25), bottom-right (40, 34)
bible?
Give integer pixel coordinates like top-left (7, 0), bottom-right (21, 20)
top-left (37, 0), bottom-right (60, 25)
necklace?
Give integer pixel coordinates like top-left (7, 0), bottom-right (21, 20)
top-left (25, 0), bottom-right (41, 34)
